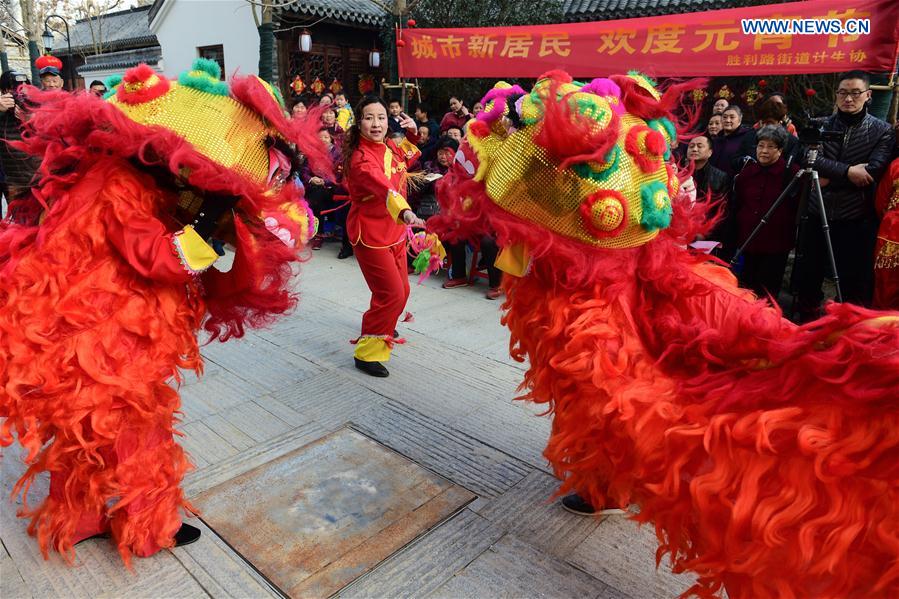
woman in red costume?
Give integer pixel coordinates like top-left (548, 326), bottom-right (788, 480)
top-left (343, 97), bottom-right (425, 377)
top-left (0, 60), bottom-right (327, 564)
top-left (874, 155), bottom-right (899, 309)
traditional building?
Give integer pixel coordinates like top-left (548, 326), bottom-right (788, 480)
top-left (53, 5), bottom-right (161, 90)
top-left (148, 0), bottom-right (260, 81)
top-left (275, 1), bottom-right (387, 103)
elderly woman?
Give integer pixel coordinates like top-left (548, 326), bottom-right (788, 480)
top-left (732, 125), bottom-right (800, 300)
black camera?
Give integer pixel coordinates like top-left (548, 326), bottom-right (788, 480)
top-left (9, 72), bottom-right (29, 108)
top-left (798, 125), bottom-right (843, 145)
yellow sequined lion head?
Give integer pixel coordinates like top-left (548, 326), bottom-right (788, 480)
top-left (465, 70), bottom-right (682, 250)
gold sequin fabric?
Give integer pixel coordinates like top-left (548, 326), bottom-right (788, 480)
top-left (109, 83), bottom-right (272, 185)
top-left (471, 74), bottom-right (679, 250)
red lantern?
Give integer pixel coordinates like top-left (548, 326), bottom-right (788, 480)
top-left (396, 39), bottom-right (406, 48)
top-left (758, 79), bottom-right (767, 88)
top-left (407, 19), bottom-right (417, 27)
top-left (805, 88), bottom-right (817, 97)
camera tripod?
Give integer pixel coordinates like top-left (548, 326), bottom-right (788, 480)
top-left (729, 144), bottom-right (842, 303)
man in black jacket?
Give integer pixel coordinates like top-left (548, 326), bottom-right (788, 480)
top-left (688, 135), bottom-right (730, 199)
top-left (0, 70), bottom-right (40, 220)
top-left (794, 71), bottom-right (895, 320)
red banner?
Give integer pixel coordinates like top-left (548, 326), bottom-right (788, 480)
top-left (397, 0), bottom-right (899, 79)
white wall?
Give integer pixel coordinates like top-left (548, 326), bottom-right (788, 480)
top-left (150, 0), bottom-right (259, 80)
top-left (79, 63), bottom-right (165, 90)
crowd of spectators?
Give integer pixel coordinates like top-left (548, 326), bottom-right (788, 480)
top-left (4, 62), bottom-right (897, 313)
top-left (677, 70), bottom-right (899, 320)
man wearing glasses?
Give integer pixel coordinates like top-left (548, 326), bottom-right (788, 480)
top-left (794, 71), bottom-right (894, 321)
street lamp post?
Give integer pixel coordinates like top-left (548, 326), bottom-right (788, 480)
top-left (41, 15), bottom-right (73, 91)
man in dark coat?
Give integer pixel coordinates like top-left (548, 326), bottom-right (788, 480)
top-left (688, 135), bottom-right (730, 199)
top-left (0, 70), bottom-right (40, 219)
top-left (794, 71), bottom-right (895, 320)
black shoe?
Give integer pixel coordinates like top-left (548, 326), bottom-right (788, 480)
top-left (337, 247), bottom-right (354, 259)
top-left (393, 329), bottom-right (399, 337)
top-left (560, 494), bottom-right (596, 516)
top-left (354, 357), bottom-right (389, 377)
top-left (560, 494), bottom-right (626, 517)
top-left (75, 531), bottom-right (110, 545)
top-left (173, 522), bottom-right (201, 547)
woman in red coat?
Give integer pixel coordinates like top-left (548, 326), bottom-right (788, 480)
top-left (344, 97), bottom-right (425, 377)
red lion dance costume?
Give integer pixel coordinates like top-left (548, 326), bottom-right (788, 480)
top-left (0, 60), bottom-right (328, 563)
top-left (430, 71), bottom-right (899, 598)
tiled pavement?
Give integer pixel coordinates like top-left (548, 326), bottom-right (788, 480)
top-left (1, 242), bottom-right (695, 598)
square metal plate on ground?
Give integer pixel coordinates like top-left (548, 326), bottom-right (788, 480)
top-left (191, 427), bottom-right (475, 597)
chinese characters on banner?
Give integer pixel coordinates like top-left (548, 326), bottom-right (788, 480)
top-left (397, 0), bottom-right (899, 78)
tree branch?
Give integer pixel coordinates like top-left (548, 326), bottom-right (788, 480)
top-left (367, 0), bottom-right (395, 16)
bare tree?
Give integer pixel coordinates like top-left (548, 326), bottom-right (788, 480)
top-left (244, 0), bottom-right (301, 83)
top-left (36, 0), bottom-right (121, 57)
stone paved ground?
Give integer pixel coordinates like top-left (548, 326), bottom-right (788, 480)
top-left (1, 242), bottom-right (696, 599)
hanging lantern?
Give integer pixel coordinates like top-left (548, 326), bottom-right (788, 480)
top-left (396, 38), bottom-right (406, 48)
top-left (407, 19), bottom-right (417, 27)
top-left (310, 77), bottom-right (325, 95)
top-left (329, 78), bottom-right (343, 95)
top-left (299, 29), bottom-right (312, 53)
top-left (369, 48), bottom-right (380, 69)
top-left (805, 88), bottom-right (817, 98)
top-left (691, 88), bottom-right (708, 104)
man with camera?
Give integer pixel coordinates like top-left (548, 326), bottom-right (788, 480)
top-left (0, 70), bottom-right (40, 219)
top-left (794, 71), bottom-right (895, 321)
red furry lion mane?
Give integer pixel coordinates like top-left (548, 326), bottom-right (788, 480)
top-left (430, 72), bottom-right (899, 598)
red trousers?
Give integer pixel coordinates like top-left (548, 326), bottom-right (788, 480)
top-left (355, 241), bottom-right (410, 339)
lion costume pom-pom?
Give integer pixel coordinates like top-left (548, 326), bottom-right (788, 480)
top-left (428, 70), bottom-right (899, 598)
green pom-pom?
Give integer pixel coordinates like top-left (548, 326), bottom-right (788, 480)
top-left (178, 69), bottom-right (230, 96)
top-left (272, 85), bottom-right (285, 108)
top-left (102, 74), bottom-right (123, 100)
top-left (572, 146), bottom-right (620, 184)
top-left (647, 118), bottom-right (677, 160)
top-left (178, 58), bottom-right (229, 96)
top-left (191, 57), bottom-right (221, 80)
top-left (412, 249), bottom-right (431, 274)
top-left (640, 181), bottom-right (672, 231)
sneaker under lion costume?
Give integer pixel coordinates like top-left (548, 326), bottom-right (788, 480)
top-left (0, 59), bottom-right (328, 564)
top-left (429, 71), bottom-right (899, 598)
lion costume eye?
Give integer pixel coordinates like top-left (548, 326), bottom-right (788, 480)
top-left (580, 189), bottom-right (629, 238)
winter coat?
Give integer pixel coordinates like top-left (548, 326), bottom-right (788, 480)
top-left (733, 157), bottom-right (800, 254)
top-left (810, 109), bottom-right (894, 221)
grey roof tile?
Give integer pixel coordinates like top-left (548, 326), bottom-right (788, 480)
top-left (279, 0), bottom-right (387, 26)
top-left (76, 46), bottom-right (162, 74)
top-left (562, 0), bottom-right (803, 21)
top-left (54, 6), bottom-right (156, 54)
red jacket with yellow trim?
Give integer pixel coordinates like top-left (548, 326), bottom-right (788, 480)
top-left (346, 133), bottom-right (420, 248)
